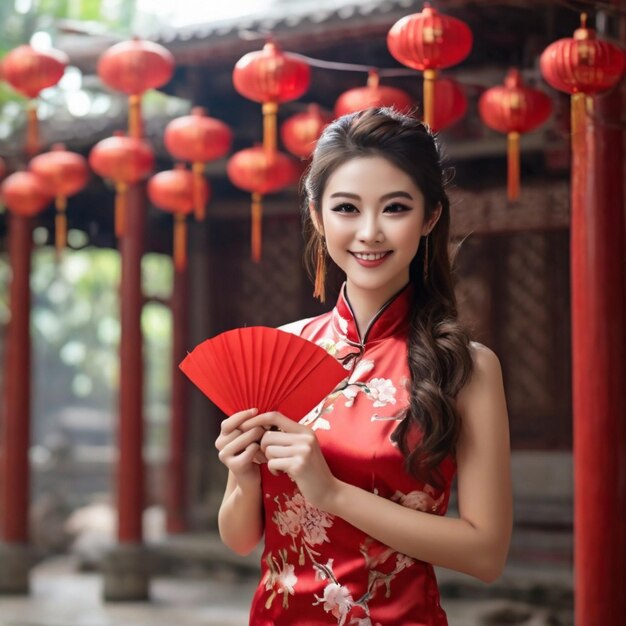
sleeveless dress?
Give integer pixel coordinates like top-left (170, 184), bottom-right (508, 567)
top-left (249, 281), bottom-right (456, 626)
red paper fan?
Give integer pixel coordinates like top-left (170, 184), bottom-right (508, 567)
top-left (179, 326), bottom-right (348, 421)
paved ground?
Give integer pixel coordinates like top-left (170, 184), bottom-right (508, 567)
top-left (0, 551), bottom-right (572, 626)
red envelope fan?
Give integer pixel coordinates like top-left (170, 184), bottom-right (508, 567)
top-left (180, 326), bottom-right (348, 421)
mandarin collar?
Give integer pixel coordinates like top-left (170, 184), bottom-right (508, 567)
top-left (332, 281), bottom-right (413, 346)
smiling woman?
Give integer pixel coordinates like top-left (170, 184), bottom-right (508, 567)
top-left (215, 108), bottom-right (512, 626)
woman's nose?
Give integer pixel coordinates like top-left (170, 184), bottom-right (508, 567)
top-left (357, 213), bottom-right (384, 242)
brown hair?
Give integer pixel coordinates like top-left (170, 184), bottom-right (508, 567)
top-left (302, 107), bottom-right (473, 487)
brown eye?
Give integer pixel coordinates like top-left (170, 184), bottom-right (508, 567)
top-left (331, 203), bottom-right (358, 213)
top-left (384, 203), bottom-right (411, 213)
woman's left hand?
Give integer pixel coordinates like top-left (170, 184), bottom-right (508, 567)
top-left (240, 411), bottom-right (339, 512)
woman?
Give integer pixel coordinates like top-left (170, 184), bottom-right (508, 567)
top-left (215, 107), bottom-right (512, 625)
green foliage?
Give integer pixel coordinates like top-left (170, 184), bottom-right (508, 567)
top-left (0, 246), bottom-right (174, 451)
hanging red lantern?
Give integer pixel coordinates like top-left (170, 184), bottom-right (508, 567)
top-left (148, 165), bottom-right (210, 270)
top-left (97, 38), bottom-right (175, 138)
top-left (478, 69), bottom-right (552, 201)
top-left (227, 147), bottom-right (301, 262)
top-left (89, 133), bottom-right (154, 237)
top-left (540, 13), bottom-right (625, 142)
top-left (387, 3), bottom-right (472, 129)
top-left (431, 77), bottom-right (467, 132)
top-left (233, 40), bottom-right (310, 155)
top-left (29, 144), bottom-right (89, 252)
top-left (1, 171), bottom-right (51, 217)
top-left (164, 107), bottom-right (232, 221)
top-left (2, 45), bottom-right (68, 155)
top-left (280, 104), bottom-right (333, 159)
top-left (334, 71), bottom-right (414, 118)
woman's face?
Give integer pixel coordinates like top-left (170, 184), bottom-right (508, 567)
top-left (314, 155), bottom-right (434, 302)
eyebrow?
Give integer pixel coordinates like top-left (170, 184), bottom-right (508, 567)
top-left (329, 191), bottom-right (414, 201)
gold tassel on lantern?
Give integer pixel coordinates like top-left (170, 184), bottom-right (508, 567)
top-left (192, 161), bottom-right (206, 221)
top-left (55, 195), bottom-right (67, 253)
top-left (128, 94), bottom-right (142, 139)
top-left (423, 69), bottom-right (437, 129)
top-left (570, 92), bottom-right (587, 155)
top-left (26, 101), bottom-right (39, 156)
top-left (251, 191), bottom-right (263, 263)
top-left (507, 131), bottom-right (520, 201)
top-left (115, 181), bottom-right (128, 238)
top-left (262, 102), bottom-right (278, 157)
top-left (174, 212), bottom-right (187, 270)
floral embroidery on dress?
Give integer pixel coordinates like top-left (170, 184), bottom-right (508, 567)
top-left (314, 582), bottom-right (355, 626)
top-left (263, 548), bottom-right (298, 609)
top-left (391, 485), bottom-right (446, 514)
top-left (273, 491), bottom-right (335, 560)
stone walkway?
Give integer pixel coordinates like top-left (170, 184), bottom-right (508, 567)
top-left (0, 552), bottom-right (572, 626)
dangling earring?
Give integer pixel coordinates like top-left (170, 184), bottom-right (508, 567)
top-left (313, 236), bottom-right (327, 303)
top-left (423, 234), bottom-right (429, 282)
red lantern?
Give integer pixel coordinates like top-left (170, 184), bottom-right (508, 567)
top-left (89, 133), bottom-right (154, 237)
top-left (98, 38), bottom-right (175, 138)
top-left (1, 171), bottom-right (51, 217)
top-left (0, 156), bottom-right (6, 182)
top-left (2, 45), bottom-right (68, 155)
top-left (148, 165), bottom-right (210, 270)
top-left (164, 107), bottom-right (232, 221)
top-left (334, 71), bottom-right (414, 118)
top-left (29, 144), bottom-right (89, 251)
top-left (227, 147), bottom-right (301, 262)
top-left (387, 3), bottom-right (472, 129)
top-left (280, 104), bottom-right (334, 159)
top-left (233, 40), bottom-right (310, 154)
top-left (540, 13), bottom-right (625, 142)
top-left (479, 69), bottom-right (552, 200)
top-left (431, 77), bottom-right (467, 132)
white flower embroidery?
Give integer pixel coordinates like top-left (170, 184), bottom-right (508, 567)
top-left (312, 417), bottom-right (331, 431)
top-left (277, 562), bottom-right (298, 595)
top-left (314, 582), bottom-right (354, 626)
top-left (273, 492), bottom-right (334, 546)
top-left (391, 487), bottom-right (445, 513)
top-left (315, 558), bottom-right (335, 581)
top-left (367, 378), bottom-right (397, 407)
top-left (342, 385), bottom-right (359, 407)
top-left (350, 359), bottom-right (375, 382)
top-left (317, 337), bottom-right (338, 355)
top-left (395, 553), bottom-right (415, 571)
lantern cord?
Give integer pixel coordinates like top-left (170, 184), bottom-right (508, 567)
top-left (251, 192), bottom-right (263, 263)
top-left (55, 204), bottom-right (67, 253)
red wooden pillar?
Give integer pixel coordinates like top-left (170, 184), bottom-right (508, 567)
top-left (571, 79), bottom-right (626, 623)
top-left (166, 264), bottom-right (190, 534)
top-left (0, 214), bottom-right (35, 593)
top-left (103, 184), bottom-right (149, 600)
top-left (117, 183), bottom-right (146, 544)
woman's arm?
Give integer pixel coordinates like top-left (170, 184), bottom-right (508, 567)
top-left (242, 343), bottom-right (512, 582)
top-left (217, 469), bottom-right (264, 556)
top-left (325, 343), bottom-right (513, 582)
top-left (215, 408), bottom-right (266, 556)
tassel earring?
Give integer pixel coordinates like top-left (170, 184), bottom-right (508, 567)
top-left (313, 236), bottom-right (327, 303)
top-left (423, 234), bottom-right (430, 282)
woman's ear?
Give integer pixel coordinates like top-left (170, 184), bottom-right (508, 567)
top-left (309, 202), bottom-right (324, 236)
top-left (424, 202), bottom-right (443, 236)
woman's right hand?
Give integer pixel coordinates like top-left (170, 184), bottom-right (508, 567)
top-left (215, 408), bottom-right (266, 488)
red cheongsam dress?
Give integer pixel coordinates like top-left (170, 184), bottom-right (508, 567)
top-left (249, 280), bottom-right (456, 626)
